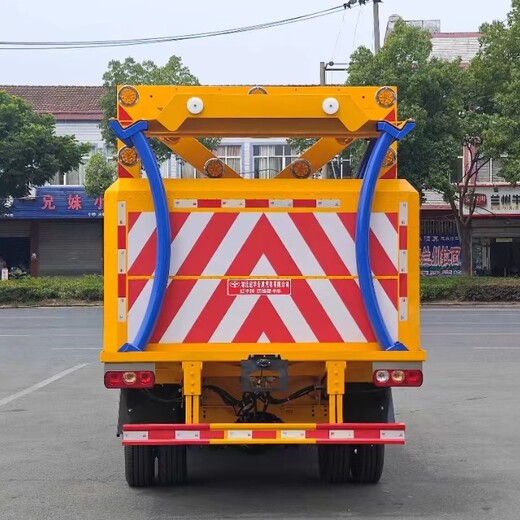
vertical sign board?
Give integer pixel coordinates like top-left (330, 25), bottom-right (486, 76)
top-left (1, 268), bottom-right (8, 281)
top-left (420, 235), bottom-right (462, 276)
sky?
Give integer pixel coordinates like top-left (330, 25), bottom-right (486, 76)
top-left (0, 0), bottom-right (513, 86)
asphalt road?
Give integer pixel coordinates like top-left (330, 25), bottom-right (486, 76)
top-left (1, 305), bottom-right (519, 520)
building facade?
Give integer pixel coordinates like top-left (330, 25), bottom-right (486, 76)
top-left (0, 86), bottom-right (106, 276)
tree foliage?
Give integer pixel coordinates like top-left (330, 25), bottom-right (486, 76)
top-left (0, 90), bottom-right (88, 200)
top-left (100, 56), bottom-right (219, 164)
top-left (347, 20), bottom-right (466, 193)
top-left (470, 0), bottom-right (520, 183)
top-left (84, 153), bottom-right (116, 198)
top-left (345, 19), bottom-right (516, 275)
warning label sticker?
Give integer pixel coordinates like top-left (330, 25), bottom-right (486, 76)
top-left (227, 279), bottom-right (292, 296)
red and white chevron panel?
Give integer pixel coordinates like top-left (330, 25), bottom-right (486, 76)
top-left (127, 211), bottom-right (398, 277)
top-left (125, 210), bottom-right (400, 345)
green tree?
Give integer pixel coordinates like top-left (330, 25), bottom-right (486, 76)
top-left (345, 20), bottom-right (489, 274)
top-left (470, 0), bottom-right (520, 184)
top-left (0, 90), bottom-right (88, 200)
top-left (84, 153), bottom-right (116, 198)
top-left (100, 56), bottom-right (219, 164)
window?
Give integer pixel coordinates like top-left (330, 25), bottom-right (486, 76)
top-left (451, 156), bottom-right (463, 183)
top-left (49, 144), bottom-right (98, 186)
top-left (475, 157), bottom-right (491, 183)
top-left (329, 154), bottom-right (353, 179)
top-left (253, 144), bottom-right (299, 179)
top-left (474, 156), bottom-right (506, 184)
top-left (421, 219), bottom-right (458, 236)
top-left (491, 157), bottom-right (506, 183)
top-left (216, 145), bottom-right (242, 173)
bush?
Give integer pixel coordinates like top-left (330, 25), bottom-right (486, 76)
top-left (2, 274), bottom-right (520, 306)
top-left (0, 275), bottom-right (103, 305)
top-left (421, 276), bottom-right (520, 302)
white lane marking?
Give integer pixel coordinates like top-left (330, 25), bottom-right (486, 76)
top-left (423, 320), bottom-right (517, 328)
top-left (0, 363), bottom-right (89, 408)
top-left (52, 348), bottom-right (100, 350)
top-left (421, 309), bottom-right (520, 312)
top-left (473, 347), bottom-right (520, 350)
top-left (423, 332), bottom-right (520, 336)
top-left (0, 333), bottom-right (99, 337)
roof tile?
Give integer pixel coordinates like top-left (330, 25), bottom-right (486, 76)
top-left (0, 85), bottom-right (105, 121)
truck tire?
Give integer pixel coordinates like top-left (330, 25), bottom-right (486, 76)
top-left (318, 445), bottom-right (351, 483)
top-left (124, 446), bottom-right (155, 487)
top-left (157, 446), bottom-right (187, 486)
top-left (350, 445), bottom-right (384, 484)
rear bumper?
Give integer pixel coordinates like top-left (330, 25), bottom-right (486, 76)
top-left (122, 422), bottom-right (405, 446)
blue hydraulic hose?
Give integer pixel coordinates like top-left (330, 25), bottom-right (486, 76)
top-left (355, 121), bottom-right (415, 352)
top-left (355, 139), bottom-right (376, 179)
top-left (109, 120), bottom-right (171, 353)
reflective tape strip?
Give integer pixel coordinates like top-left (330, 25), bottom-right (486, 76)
top-left (227, 430), bottom-right (253, 440)
top-left (175, 430), bottom-right (200, 440)
top-left (222, 199), bottom-right (246, 208)
top-left (123, 431), bottom-right (148, 441)
top-left (281, 430), bottom-right (306, 439)
top-left (399, 202), bottom-right (408, 226)
top-left (399, 250), bottom-right (408, 273)
top-left (174, 199), bottom-right (198, 208)
top-left (329, 430), bottom-right (354, 440)
top-left (117, 249), bottom-right (126, 274)
top-left (118, 201), bottom-right (126, 226)
top-left (381, 430), bottom-right (405, 440)
top-left (172, 199), bottom-right (341, 209)
top-left (117, 298), bottom-right (126, 322)
top-left (317, 199), bottom-right (340, 208)
top-left (269, 199), bottom-right (293, 208)
top-left (399, 297), bottom-right (408, 321)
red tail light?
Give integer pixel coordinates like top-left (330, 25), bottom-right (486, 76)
top-left (104, 370), bottom-right (155, 389)
top-left (373, 369), bottom-right (423, 387)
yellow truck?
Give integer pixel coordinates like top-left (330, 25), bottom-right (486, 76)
top-left (101, 85), bottom-right (425, 487)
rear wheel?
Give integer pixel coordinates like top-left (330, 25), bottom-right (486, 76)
top-left (318, 445), bottom-right (351, 483)
top-left (124, 446), bottom-right (155, 488)
top-left (350, 445), bottom-right (384, 484)
top-left (157, 446), bottom-right (187, 486)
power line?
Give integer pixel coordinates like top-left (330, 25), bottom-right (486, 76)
top-left (0, 2), bottom-right (374, 51)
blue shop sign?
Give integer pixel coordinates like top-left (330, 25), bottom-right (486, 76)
top-left (1, 187), bottom-right (104, 219)
top-left (420, 235), bottom-right (462, 276)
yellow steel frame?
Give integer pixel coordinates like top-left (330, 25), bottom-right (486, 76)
top-left (114, 85), bottom-right (399, 179)
top-left (102, 85), bottom-right (425, 428)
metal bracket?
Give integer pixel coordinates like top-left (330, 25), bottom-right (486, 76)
top-left (240, 355), bottom-right (289, 393)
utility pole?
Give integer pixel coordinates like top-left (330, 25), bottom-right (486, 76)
top-left (373, 0), bottom-right (381, 53)
top-left (320, 62), bottom-right (326, 86)
top-left (345, 0), bottom-right (382, 53)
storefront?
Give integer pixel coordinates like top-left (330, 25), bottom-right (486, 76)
top-left (0, 187), bottom-right (103, 276)
top-left (420, 208), bottom-right (462, 276)
top-left (467, 186), bottom-right (520, 276)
